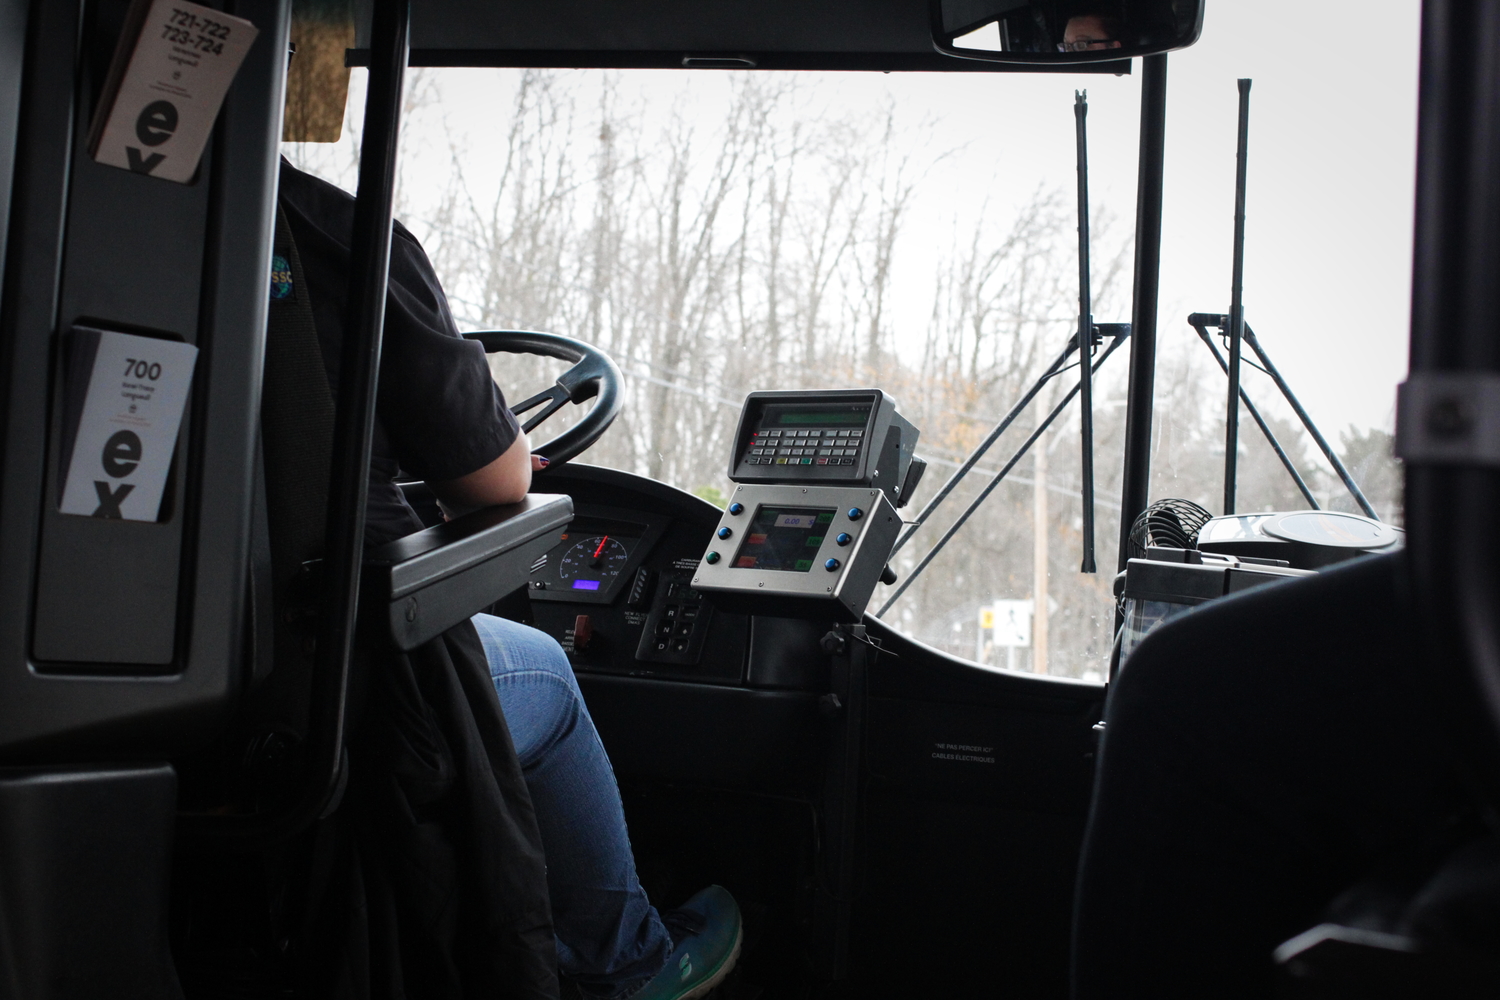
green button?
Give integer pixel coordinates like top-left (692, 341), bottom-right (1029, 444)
top-left (705, 551), bottom-right (721, 564)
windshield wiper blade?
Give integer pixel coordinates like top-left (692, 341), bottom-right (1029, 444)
top-left (877, 329), bottom-right (1130, 618)
top-left (889, 334), bottom-right (1081, 558)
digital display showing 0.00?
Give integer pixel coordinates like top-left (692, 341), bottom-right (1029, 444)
top-left (731, 506), bottom-right (836, 572)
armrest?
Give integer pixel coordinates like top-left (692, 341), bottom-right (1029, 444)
top-left (365, 493), bottom-right (573, 650)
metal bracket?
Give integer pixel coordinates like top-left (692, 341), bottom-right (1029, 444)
top-left (1396, 373), bottom-right (1500, 467)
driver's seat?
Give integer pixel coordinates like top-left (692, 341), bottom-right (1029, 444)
top-left (169, 155), bottom-right (579, 1000)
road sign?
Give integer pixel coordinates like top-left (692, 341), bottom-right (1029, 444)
top-left (991, 599), bottom-right (1034, 647)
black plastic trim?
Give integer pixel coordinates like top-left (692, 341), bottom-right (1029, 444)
top-left (366, 493), bottom-right (574, 650)
top-left (346, 47), bottom-right (1128, 73)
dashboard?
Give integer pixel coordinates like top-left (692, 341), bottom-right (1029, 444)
top-left (398, 462), bottom-right (1103, 801)
top-left (524, 495), bottom-right (747, 685)
top-left (405, 465), bottom-right (758, 686)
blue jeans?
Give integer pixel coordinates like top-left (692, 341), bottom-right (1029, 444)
top-left (471, 613), bottom-right (672, 998)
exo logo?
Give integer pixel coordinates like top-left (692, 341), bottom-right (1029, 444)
top-left (92, 429), bottom-right (141, 518)
top-left (125, 100), bottom-right (178, 175)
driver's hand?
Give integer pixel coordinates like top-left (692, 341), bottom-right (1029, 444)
top-left (531, 455), bottom-right (550, 471)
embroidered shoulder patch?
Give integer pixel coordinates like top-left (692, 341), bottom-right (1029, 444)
top-left (270, 255), bottom-right (293, 300)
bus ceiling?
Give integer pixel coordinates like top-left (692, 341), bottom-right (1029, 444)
top-left (337, 0), bottom-right (1200, 72)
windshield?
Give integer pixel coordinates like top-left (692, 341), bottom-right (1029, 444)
top-left (286, 10), bottom-right (1415, 679)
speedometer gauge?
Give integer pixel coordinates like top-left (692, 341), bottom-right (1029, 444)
top-left (557, 535), bottom-right (631, 593)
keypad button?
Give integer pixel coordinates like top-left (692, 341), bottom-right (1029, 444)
top-left (801, 457), bottom-right (813, 465)
top-left (681, 606), bottom-right (700, 620)
top-left (768, 430), bottom-right (781, 437)
top-left (816, 457), bottom-right (829, 465)
top-left (675, 622), bottom-right (693, 636)
top-left (775, 457), bottom-right (788, 465)
top-left (672, 639), bottom-right (691, 653)
top-left (656, 622), bottom-right (674, 636)
top-left (850, 429), bottom-right (864, 438)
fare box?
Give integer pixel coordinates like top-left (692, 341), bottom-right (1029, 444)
top-left (59, 328), bottom-right (199, 522)
top-left (88, 0), bottom-right (259, 183)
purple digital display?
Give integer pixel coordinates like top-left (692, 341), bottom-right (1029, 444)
top-left (572, 579), bottom-right (601, 591)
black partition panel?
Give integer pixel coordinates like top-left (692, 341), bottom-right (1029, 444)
top-left (0, 0), bottom-right (288, 757)
top-left (30, 98), bottom-right (211, 666)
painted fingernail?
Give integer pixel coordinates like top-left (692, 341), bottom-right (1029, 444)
top-left (538, 456), bottom-right (550, 467)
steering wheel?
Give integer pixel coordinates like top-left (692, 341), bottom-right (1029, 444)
top-left (462, 330), bottom-right (623, 466)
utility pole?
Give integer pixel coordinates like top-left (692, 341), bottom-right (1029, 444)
top-left (1032, 425), bottom-right (1049, 675)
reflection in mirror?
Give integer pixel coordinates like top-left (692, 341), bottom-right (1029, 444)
top-left (934, 0), bottom-right (1203, 64)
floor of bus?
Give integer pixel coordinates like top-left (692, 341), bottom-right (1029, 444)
top-left (619, 780), bottom-right (1082, 1000)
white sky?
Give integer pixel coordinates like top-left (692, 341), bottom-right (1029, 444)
top-left (869, 0), bottom-right (1423, 435)
top-left (324, 2), bottom-right (1421, 436)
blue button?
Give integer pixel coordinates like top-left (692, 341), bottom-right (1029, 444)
top-left (728, 502), bottom-right (744, 515)
top-left (836, 533), bottom-right (852, 546)
top-left (717, 526), bottom-right (732, 539)
top-left (824, 558), bottom-right (841, 571)
top-left (706, 551), bottom-right (721, 564)
top-left (847, 507), bottom-right (864, 521)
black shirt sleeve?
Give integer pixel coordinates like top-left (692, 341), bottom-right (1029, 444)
top-left (379, 228), bottom-right (521, 482)
top-left (277, 160), bottom-right (521, 485)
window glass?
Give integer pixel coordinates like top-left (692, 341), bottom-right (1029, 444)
top-left (286, 10), bottom-right (1415, 679)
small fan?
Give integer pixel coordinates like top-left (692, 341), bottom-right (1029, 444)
top-left (1126, 498), bottom-right (1213, 560)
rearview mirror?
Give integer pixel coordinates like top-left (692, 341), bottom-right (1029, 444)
top-left (933, 0), bottom-right (1203, 65)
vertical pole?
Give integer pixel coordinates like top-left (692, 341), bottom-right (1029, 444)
top-left (1224, 78), bottom-right (1252, 515)
top-left (1402, 0), bottom-right (1500, 787)
top-left (1075, 90), bottom-right (1097, 573)
top-left (1033, 428), bottom-right (1049, 675)
top-left (1117, 55), bottom-right (1169, 570)
top-left (312, 0), bottom-right (409, 818)
top-left (816, 624), bottom-right (868, 980)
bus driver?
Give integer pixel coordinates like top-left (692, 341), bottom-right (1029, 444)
top-left (275, 158), bottom-right (742, 1000)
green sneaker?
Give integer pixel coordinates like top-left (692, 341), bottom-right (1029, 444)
top-left (630, 885), bottom-right (743, 1000)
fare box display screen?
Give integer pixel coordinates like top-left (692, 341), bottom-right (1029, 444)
top-left (732, 506), bottom-right (836, 572)
top-left (768, 406), bottom-right (870, 427)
